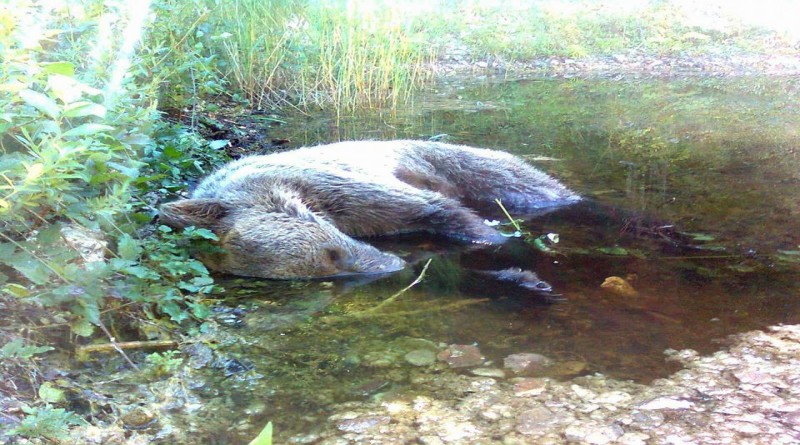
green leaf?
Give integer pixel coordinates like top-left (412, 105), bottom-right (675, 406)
top-left (63, 123), bottom-right (114, 137)
top-left (63, 101), bottom-right (106, 118)
top-left (70, 319), bottom-right (95, 337)
top-left (163, 145), bottom-right (183, 160)
top-left (122, 265), bottom-right (159, 279)
top-left (8, 251), bottom-right (53, 285)
top-left (162, 301), bottom-right (188, 322)
top-left (79, 299), bottom-right (101, 325)
top-left (597, 246), bottom-right (630, 256)
top-left (188, 227), bottom-right (219, 240)
top-left (0, 338), bottom-right (53, 359)
top-left (106, 161), bottom-right (140, 179)
top-left (117, 234), bottom-right (142, 261)
top-left (38, 382), bottom-right (66, 404)
top-left (42, 61), bottom-right (75, 76)
top-left (776, 250), bottom-right (800, 264)
top-left (0, 242), bottom-right (16, 258)
top-left (19, 89), bottom-right (60, 119)
top-left (37, 223), bottom-right (63, 245)
top-left (189, 301), bottom-right (211, 319)
top-left (682, 232), bottom-right (716, 242)
top-left (11, 406), bottom-right (81, 439)
top-left (249, 421), bottom-right (273, 445)
top-left (3, 283), bottom-right (31, 298)
top-left (208, 140), bottom-right (229, 150)
top-left (530, 235), bottom-right (556, 254)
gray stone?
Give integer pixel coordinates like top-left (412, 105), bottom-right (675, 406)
top-left (503, 353), bottom-right (553, 375)
top-left (515, 406), bottom-right (555, 435)
top-left (470, 367), bottom-right (506, 378)
top-left (405, 349), bottom-right (437, 366)
top-left (437, 344), bottom-right (484, 368)
top-left (513, 378), bottom-right (548, 397)
top-left (336, 416), bottom-right (390, 433)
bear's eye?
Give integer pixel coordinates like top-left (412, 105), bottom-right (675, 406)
top-left (326, 247), bottom-right (342, 263)
top-left (322, 246), bottom-right (354, 271)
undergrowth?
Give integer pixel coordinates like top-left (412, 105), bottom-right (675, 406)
top-left (0, 1), bottom-right (226, 440)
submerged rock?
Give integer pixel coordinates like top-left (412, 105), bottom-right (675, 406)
top-left (335, 415), bottom-right (391, 433)
top-left (436, 344), bottom-right (484, 368)
top-left (470, 367), bottom-right (506, 378)
top-left (513, 378), bottom-right (548, 397)
top-left (600, 276), bottom-right (639, 298)
top-left (405, 349), bottom-right (437, 367)
top-left (503, 352), bottom-right (553, 375)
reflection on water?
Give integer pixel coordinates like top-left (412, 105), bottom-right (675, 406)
top-left (207, 75), bottom-right (800, 441)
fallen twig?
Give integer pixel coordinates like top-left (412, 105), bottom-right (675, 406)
top-left (356, 258), bottom-right (433, 316)
top-left (76, 339), bottom-right (178, 361)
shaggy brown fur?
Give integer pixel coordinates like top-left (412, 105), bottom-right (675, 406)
top-left (159, 140), bottom-right (579, 279)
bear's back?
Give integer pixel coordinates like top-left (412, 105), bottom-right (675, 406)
top-left (191, 140), bottom-right (430, 201)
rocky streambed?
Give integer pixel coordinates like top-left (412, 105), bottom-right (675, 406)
top-left (300, 325), bottom-right (800, 444)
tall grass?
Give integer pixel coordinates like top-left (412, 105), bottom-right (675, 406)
top-left (212, 0), bottom-right (433, 112)
top-left (180, 0), bottom-right (799, 112)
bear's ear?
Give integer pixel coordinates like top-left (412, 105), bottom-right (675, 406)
top-left (159, 198), bottom-right (233, 229)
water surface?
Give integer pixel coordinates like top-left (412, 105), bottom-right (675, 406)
top-left (207, 75), bottom-right (800, 441)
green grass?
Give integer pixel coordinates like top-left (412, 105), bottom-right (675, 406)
top-left (206, 0), bottom-right (433, 111)
top-left (151, 0), bottom-right (800, 111)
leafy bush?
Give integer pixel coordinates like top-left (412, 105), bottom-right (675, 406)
top-left (0, 1), bottom-right (224, 339)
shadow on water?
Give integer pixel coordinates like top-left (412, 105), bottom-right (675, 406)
top-left (200, 75), bottom-right (800, 442)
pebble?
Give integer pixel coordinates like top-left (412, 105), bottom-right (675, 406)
top-left (638, 397), bottom-right (695, 410)
top-left (515, 406), bottom-right (555, 435)
top-left (618, 432), bottom-right (651, 445)
top-left (470, 367), bottom-right (506, 378)
top-left (336, 416), bottom-right (390, 433)
top-left (595, 390), bottom-right (633, 406)
top-left (513, 378), bottom-right (548, 397)
top-left (437, 420), bottom-right (480, 442)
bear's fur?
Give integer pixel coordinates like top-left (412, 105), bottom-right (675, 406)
top-left (159, 140), bottom-right (579, 279)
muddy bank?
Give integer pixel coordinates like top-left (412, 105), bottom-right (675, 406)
top-left (300, 324), bottom-right (800, 444)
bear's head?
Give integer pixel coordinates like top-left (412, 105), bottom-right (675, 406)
top-left (158, 197), bottom-right (406, 280)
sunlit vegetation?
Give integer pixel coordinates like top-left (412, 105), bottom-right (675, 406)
top-left (1, 0), bottom-right (799, 441)
top-left (435, 0), bottom-right (800, 59)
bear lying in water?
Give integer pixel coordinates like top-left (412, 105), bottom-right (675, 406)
top-left (159, 140), bottom-right (580, 279)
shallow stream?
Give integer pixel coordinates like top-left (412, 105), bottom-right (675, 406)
top-left (178, 75), bottom-right (800, 442)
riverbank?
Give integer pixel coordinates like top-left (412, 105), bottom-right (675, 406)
top-left (434, 48), bottom-right (800, 79)
top-left (301, 324), bottom-right (800, 444)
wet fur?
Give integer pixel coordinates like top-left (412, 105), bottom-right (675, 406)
top-left (160, 140), bottom-right (579, 279)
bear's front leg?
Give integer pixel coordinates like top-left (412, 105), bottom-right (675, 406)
top-left (416, 193), bottom-right (508, 245)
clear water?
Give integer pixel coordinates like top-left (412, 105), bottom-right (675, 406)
top-left (203, 75), bottom-right (800, 442)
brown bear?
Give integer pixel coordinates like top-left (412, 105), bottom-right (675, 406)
top-left (159, 140), bottom-right (579, 279)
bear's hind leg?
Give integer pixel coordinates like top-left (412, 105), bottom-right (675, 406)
top-left (314, 179), bottom-right (506, 245)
